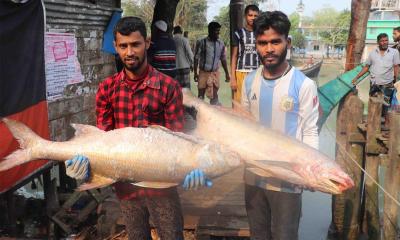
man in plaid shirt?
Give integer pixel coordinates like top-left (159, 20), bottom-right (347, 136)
top-left (64, 17), bottom-right (210, 240)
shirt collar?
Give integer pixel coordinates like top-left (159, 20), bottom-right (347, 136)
top-left (376, 47), bottom-right (390, 53)
top-left (144, 65), bottom-right (161, 89)
top-left (119, 65), bottom-right (160, 90)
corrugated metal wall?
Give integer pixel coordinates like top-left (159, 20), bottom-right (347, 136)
top-left (44, 0), bottom-right (121, 141)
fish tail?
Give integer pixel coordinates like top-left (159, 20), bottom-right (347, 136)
top-left (0, 118), bottom-right (44, 171)
top-left (0, 150), bottom-right (32, 171)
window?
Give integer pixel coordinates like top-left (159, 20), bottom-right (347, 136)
top-left (313, 45), bottom-right (320, 51)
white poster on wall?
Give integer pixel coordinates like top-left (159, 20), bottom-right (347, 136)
top-left (45, 32), bottom-right (84, 101)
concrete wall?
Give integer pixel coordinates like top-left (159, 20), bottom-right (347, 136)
top-left (44, 0), bottom-right (121, 141)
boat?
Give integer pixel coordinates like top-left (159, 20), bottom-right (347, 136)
top-left (300, 59), bottom-right (323, 78)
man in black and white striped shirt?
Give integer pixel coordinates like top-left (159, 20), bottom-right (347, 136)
top-left (230, 4), bottom-right (260, 103)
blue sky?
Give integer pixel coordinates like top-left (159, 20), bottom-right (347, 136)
top-left (207, 0), bottom-right (352, 22)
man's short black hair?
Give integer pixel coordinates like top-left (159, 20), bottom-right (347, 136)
top-left (394, 26), bottom-right (400, 32)
top-left (253, 11), bottom-right (291, 38)
top-left (377, 33), bottom-right (388, 42)
top-left (174, 26), bottom-right (183, 34)
top-left (113, 17), bottom-right (147, 40)
top-left (208, 21), bottom-right (221, 32)
top-left (245, 4), bottom-right (259, 14)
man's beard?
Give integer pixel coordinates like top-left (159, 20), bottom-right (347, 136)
top-left (379, 45), bottom-right (388, 51)
top-left (261, 47), bottom-right (287, 71)
top-left (124, 55), bottom-right (145, 72)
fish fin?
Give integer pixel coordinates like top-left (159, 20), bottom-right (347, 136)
top-left (0, 149), bottom-right (32, 172)
top-left (214, 103), bottom-right (256, 122)
top-left (132, 181), bottom-right (178, 188)
top-left (148, 125), bottom-right (201, 143)
top-left (0, 118), bottom-right (44, 171)
top-left (71, 123), bottom-right (104, 138)
top-left (2, 117), bottom-right (44, 149)
top-left (244, 159), bottom-right (293, 174)
top-left (247, 167), bottom-right (274, 178)
top-left (76, 174), bottom-right (116, 191)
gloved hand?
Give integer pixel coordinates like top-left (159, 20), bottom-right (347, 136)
top-left (182, 169), bottom-right (213, 190)
top-left (65, 155), bottom-right (90, 181)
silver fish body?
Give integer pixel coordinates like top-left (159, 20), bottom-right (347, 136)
top-left (0, 118), bottom-right (241, 189)
top-left (182, 89), bottom-right (354, 194)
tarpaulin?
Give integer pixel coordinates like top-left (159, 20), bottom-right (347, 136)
top-left (102, 10), bottom-right (122, 55)
top-left (0, 0), bottom-right (50, 194)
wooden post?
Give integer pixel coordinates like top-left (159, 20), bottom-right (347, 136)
top-left (5, 191), bottom-right (16, 236)
top-left (151, 0), bottom-right (179, 39)
top-left (331, 95), bottom-right (364, 240)
top-left (331, 0), bottom-right (372, 237)
top-left (383, 112), bottom-right (400, 239)
top-left (229, 0), bottom-right (244, 46)
top-left (364, 94), bottom-right (384, 239)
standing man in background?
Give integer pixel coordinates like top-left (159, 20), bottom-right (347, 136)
top-left (241, 11), bottom-right (319, 239)
top-left (194, 21), bottom-right (230, 105)
top-left (148, 20), bottom-right (177, 78)
top-left (392, 26), bottom-right (400, 52)
top-left (173, 25), bottom-right (194, 88)
top-left (230, 4), bottom-right (260, 103)
top-left (352, 33), bottom-right (400, 128)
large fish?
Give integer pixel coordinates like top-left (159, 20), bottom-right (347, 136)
top-left (182, 89), bottom-right (354, 194)
top-left (0, 118), bottom-right (241, 190)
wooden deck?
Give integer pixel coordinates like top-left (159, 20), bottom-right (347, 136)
top-left (179, 167), bottom-right (249, 238)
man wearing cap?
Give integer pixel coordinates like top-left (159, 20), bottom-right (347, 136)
top-left (194, 21), bottom-right (230, 105)
top-left (148, 20), bottom-right (177, 78)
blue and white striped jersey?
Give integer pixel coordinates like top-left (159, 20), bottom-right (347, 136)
top-left (241, 66), bottom-right (319, 193)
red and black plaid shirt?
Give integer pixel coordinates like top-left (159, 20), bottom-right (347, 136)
top-left (96, 65), bottom-right (184, 200)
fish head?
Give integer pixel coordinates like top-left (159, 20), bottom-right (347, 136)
top-left (293, 160), bottom-right (355, 194)
top-left (196, 143), bottom-right (242, 178)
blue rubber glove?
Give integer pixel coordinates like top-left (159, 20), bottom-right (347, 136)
top-left (65, 155), bottom-right (90, 181)
top-left (182, 169), bottom-right (213, 190)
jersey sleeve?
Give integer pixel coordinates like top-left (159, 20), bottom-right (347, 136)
top-left (298, 79), bottom-right (319, 149)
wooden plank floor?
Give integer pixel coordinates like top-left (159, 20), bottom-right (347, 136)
top-left (179, 167), bottom-right (249, 237)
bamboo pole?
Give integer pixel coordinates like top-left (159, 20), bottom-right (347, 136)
top-left (383, 112), bottom-right (400, 239)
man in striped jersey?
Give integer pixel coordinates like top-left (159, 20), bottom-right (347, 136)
top-left (148, 20), bottom-right (177, 78)
top-left (231, 4), bottom-right (260, 103)
top-left (241, 11), bottom-right (319, 240)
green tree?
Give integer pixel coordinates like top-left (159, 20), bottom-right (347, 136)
top-left (121, 0), bottom-right (155, 25)
top-left (311, 6), bottom-right (350, 47)
top-left (175, 0), bottom-right (208, 41)
top-left (214, 6), bottom-right (230, 45)
top-left (289, 13), bottom-right (306, 49)
top-left (291, 30), bottom-right (306, 49)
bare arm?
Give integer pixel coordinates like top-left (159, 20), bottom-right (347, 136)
top-left (394, 64), bottom-right (399, 83)
top-left (193, 40), bottom-right (201, 82)
top-left (352, 65), bottom-right (370, 85)
top-left (222, 59), bottom-right (230, 82)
